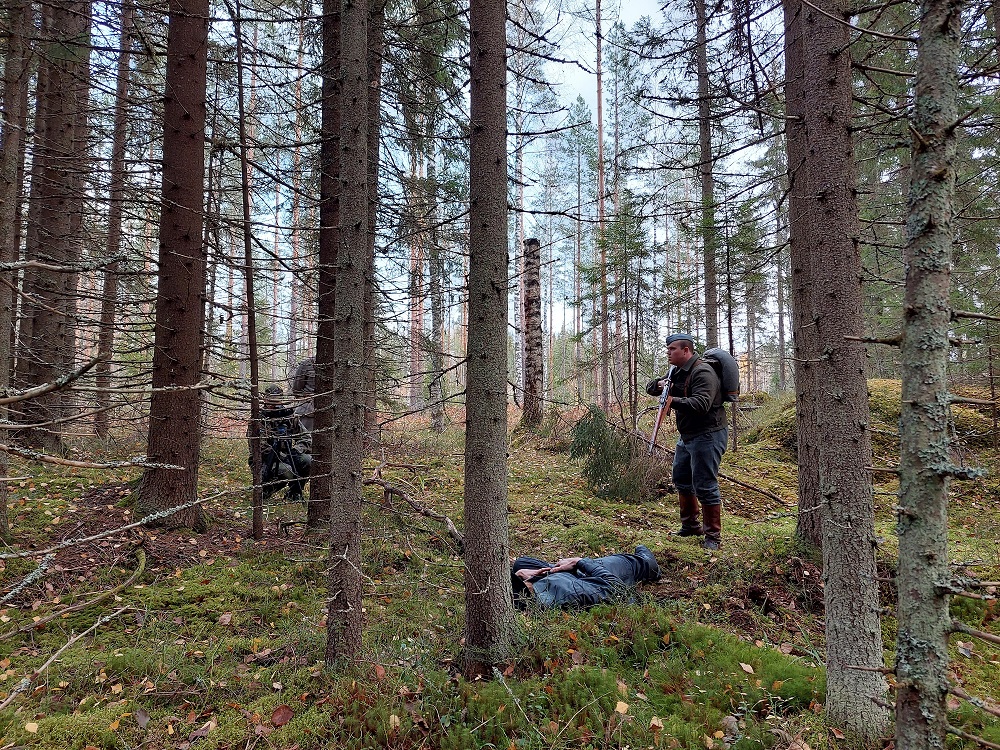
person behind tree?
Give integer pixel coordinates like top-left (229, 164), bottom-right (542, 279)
top-left (645, 332), bottom-right (727, 550)
top-left (289, 356), bottom-right (315, 433)
top-left (510, 546), bottom-right (660, 609)
top-left (250, 385), bottom-right (311, 504)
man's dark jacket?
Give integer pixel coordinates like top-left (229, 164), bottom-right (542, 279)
top-left (646, 353), bottom-right (726, 439)
top-left (511, 546), bottom-right (660, 609)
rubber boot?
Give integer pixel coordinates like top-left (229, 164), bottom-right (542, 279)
top-left (674, 492), bottom-right (704, 537)
top-left (701, 504), bottom-right (722, 550)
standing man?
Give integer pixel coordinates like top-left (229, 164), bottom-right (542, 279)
top-left (646, 333), bottom-right (727, 550)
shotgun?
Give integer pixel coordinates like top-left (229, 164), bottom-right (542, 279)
top-left (648, 366), bottom-right (676, 455)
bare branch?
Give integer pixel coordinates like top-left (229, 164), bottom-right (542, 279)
top-left (0, 444), bottom-right (183, 471)
top-left (952, 620), bottom-right (1000, 647)
top-left (0, 357), bottom-right (100, 405)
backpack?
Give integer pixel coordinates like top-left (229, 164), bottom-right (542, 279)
top-left (701, 348), bottom-right (740, 403)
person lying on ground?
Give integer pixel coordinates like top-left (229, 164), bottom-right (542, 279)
top-left (510, 545), bottom-right (660, 609)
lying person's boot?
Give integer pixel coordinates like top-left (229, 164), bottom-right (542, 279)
top-left (701, 504), bottom-right (722, 550)
top-left (674, 492), bottom-right (704, 536)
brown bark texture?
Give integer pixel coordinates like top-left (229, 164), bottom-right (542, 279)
top-left (695, 0), bottom-right (718, 349)
top-left (463, 0), bottom-right (515, 679)
top-left (800, 0), bottom-right (888, 737)
top-left (18, 0), bottom-right (91, 452)
top-left (309, 0), bottom-right (340, 530)
top-left (94, 0), bottom-right (134, 440)
top-left (135, 0), bottom-right (210, 532)
top-left (325, 0), bottom-right (370, 664)
top-left (783, 0), bottom-right (822, 547)
top-left (521, 238), bottom-right (543, 428)
top-left (363, 0), bottom-right (386, 436)
top-left (895, 0), bottom-right (965, 746)
top-left (0, 0), bottom-right (31, 539)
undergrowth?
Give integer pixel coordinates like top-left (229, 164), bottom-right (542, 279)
top-left (1, 383), bottom-right (998, 749)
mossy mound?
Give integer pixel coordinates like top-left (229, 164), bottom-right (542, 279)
top-left (742, 379), bottom-right (996, 457)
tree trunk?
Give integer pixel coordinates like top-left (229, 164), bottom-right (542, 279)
top-left (310, 0), bottom-right (340, 530)
top-left (521, 237), bottom-right (543, 428)
top-left (695, 0), bottom-right (718, 349)
top-left (325, 0), bottom-right (369, 664)
top-left (94, 0), bottom-right (134, 440)
top-left (18, 0), bottom-right (91, 452)
top-left (784, 0), bottom-right (822, 547)
top-left (134, 0), bottom-right (210, 532)
top-left (363, 0), bottom-right (385, 436)
top-left (464, 0), bottom-right (514, 678)
top-left (595, 0), bottom-right (609, 410)
top-left (0, 0), bottom-right (31, 539)
top-left (228, 0), bottom-right (265, 540)
top-left (801, 0), bottom-right (888, 737)
top-left (895, 0), bottom-right (963, 745)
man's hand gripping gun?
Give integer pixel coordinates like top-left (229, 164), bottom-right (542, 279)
top-left (647, 366), bottom-right (676, 455)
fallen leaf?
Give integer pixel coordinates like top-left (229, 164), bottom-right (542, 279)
top-left (109, 719), bottom-right (120, 731)
top-left (218, 613), bottom-right (232, 626)
top-left (740, 662), bottom-right (755, 674)
top-left (25, 722), bottom-right (39, 733)
top-left (615, 701), bottom-right (629, 715)
top-left (650, 716), bottom-right (664, 731)
top-left (831, 728), bottom-right (845, 740)
top-left (111, 683), bottom-right (123, 694)
top-left (189, 718), bottom-right (217, 740)
top-left (271, 705), bottom-right (294, 727)
top-left (957, 641), bottom-right (973, 658)
top-left (136, 708), bottom-right (150, 728)
top-left (389, 714), bottom-right (401, 730)
top-left (704, 735), bottom-right (715, 749)
top-left (374, 664), bottom-right (387, 681)
top-left (714, 730), bottom-right (725, 739)
top-left (779, 642), bottom-right (794, 655)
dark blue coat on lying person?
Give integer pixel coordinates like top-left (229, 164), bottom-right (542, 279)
top-left (510, 546), bottom-right (660, 609)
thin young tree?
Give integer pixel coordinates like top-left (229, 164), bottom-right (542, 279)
top-left (521, 237), bottom-right (543, 428)
top-left (94, 0), bottom-right (134, 441)
top-left (463, 0), bottom-right (515, 678)
top-left (134, 0), bottom-right (211, 531)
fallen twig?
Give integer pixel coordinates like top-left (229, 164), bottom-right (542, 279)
top-left (0, 493), bottom-right (221, 560)
top-left (951, 684), bottom-right (1000, 719)
top-left (363, 477), bottom-right (463, 546)
top-left (1, 549), bottom-right (146, 640)
top-left (0, 606), bottom-right (129, 710)
top-left (0, 554), bottom-right (55, 604)
top-left (947, 724), bottom-right (1000, 750)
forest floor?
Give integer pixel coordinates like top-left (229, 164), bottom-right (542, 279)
top-left (1, 381), bottom-right (998, 750)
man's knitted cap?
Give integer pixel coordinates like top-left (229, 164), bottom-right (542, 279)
top-left (665, 332), bottom-right (695, 346)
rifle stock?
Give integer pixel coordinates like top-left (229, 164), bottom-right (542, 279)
top-left (647, 366), bottom-right (675, 454)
